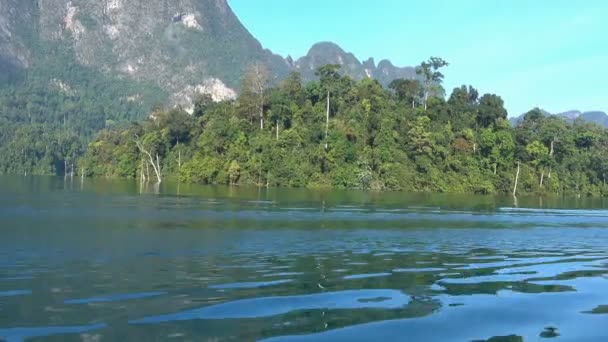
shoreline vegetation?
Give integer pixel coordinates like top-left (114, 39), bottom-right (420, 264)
top-left (4, 60), bottom-right (608, 197)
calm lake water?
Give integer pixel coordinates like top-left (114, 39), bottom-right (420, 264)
top-left (1, 177), bottom-right (608, 341)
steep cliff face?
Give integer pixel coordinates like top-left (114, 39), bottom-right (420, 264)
top-left (0, 0), bottom-right (291, 110)
top-left (0, 1), bottom-right (415, 112)
top-left (0, 0), bottom-right (36, 82)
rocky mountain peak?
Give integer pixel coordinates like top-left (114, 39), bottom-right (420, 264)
top-left (0, 0), bottom-right (416, 111)
top-left (294, 42), bottom-right (415, 86)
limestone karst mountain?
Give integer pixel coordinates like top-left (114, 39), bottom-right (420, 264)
top-left (0, 0), bottom-right (416, 113)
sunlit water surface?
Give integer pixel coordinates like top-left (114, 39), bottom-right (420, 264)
top-left (1, 177), bottom-right (608, 341)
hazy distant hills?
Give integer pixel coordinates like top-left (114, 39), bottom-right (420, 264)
top-left (577, 111), bottom-right (608, 127)
top-left (510, 109), bottom-right (608, 128)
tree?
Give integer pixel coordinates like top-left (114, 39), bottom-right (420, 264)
top-left (228, 160), bottom-right (241, 185)
top-left (315, 64), bottom-right (341, 86)
top-left (155, 108), bottom-right (195, 145)
top-left (526, 140), bottom-right (549, 187)
top-left (193, 94), bottom-right (214, 118)
top-left (416, 57), bottom-right (449, 110)
top-left (280, 72), bottom-right (304, 106)
top-left (477, 94), bottom-right (507, 128)
top-left (479, 128), bottom-right (514, 174)
top-left (315, 64), bottom-right (342, 147)
top-left (447, 85), bottom-right (479, 131)
top-left (242, 63), bottom-right (269, 130)
top-left (448, 85), bottom-right (478, 106)
top-left (536, 117), bottom-right (567, 179)
top-left (523, 108), bottom-right (545, 123)
top-left (408, 116), bottom-right (434, 157)
top-left (134, 133), bottom-right (163, 183)
top-left (389, 78), bottom-right (422, 108)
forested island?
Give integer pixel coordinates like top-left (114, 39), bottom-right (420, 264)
top-left (82, 59), bottom-right (608, 196)
top-left (3, 59), bottom-right (608, 196)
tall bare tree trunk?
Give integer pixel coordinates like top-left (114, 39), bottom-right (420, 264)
top-left (260, 101), bottom-right (264, 130)
top-left (140, 159), bottom-right (146, 182)
top-left (424, 91), bottom-right (429, 111)
top-left (540, 170), bottom-right (545, 188)
top-left (155, 154), bottom-right (161, 183)
top-left (513, 161), bottom-right (521, 197)
top-left (276, 120), bottom-right (279, 140)
top-left (177, 139), bottom-right (181, 171)
top-left (245, 64), bottom-right (268, 130)
top-left (325, 91), bottom-right (330, 150)
top-left (325, 91), bottom-right (330, 139)
top-left (494, 163), bottom-right (497, 175)
top-left (548, 138), bottom-right (556, 179)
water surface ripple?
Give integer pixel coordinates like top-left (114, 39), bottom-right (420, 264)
top-left (1, 178), bottom-right (608, 341)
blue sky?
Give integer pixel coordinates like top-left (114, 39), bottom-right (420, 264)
top-left (230, 0), bottom-right (607, 117)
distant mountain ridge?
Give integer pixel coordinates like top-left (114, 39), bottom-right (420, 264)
top-left (0, 0), bottom-right (416, 113)
top-left (290, 42), bottom-right (416, 86)
top-left (510, 109), bottom-right (608, 128)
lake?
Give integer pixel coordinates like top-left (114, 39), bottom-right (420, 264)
top-left (1, 176), bottom-right (608, 341)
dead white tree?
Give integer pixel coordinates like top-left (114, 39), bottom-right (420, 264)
top-left (513, 161), bottom-right (521, 197)
top-left (325, 90), bottom-right (330, 150)
top-left (548, 136), bottom-right (558, 179)
top-left (177, 138), bottom-right (182, 170)
top-left (415, 57), bottom-right (449, 111)
top-left (134, 136), bottom-right (162, 184)
top-left (140, 159), bottom-right (146, 183)
top-left (243, 63), bottom-right (269, 130)
top-left (146, 159), bottom-right (150, 180)
top-left (540, 170), bottom-right (545, 188)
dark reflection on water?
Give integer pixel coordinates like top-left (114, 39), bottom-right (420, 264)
top-left (540, 327), bottom-right (560, 338)
top-left (0, 323), bottom-right (106, 342)
top-left (583, 305), bottom-right (608, 315)
top-left (473, 336), bottom-right (524, 342)
top-left (130, 289), bottom-right (410, 323)
top-left (1, 177), bottom-right (608, 341)
top-left (64, 291), bottom-right (167, 304)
